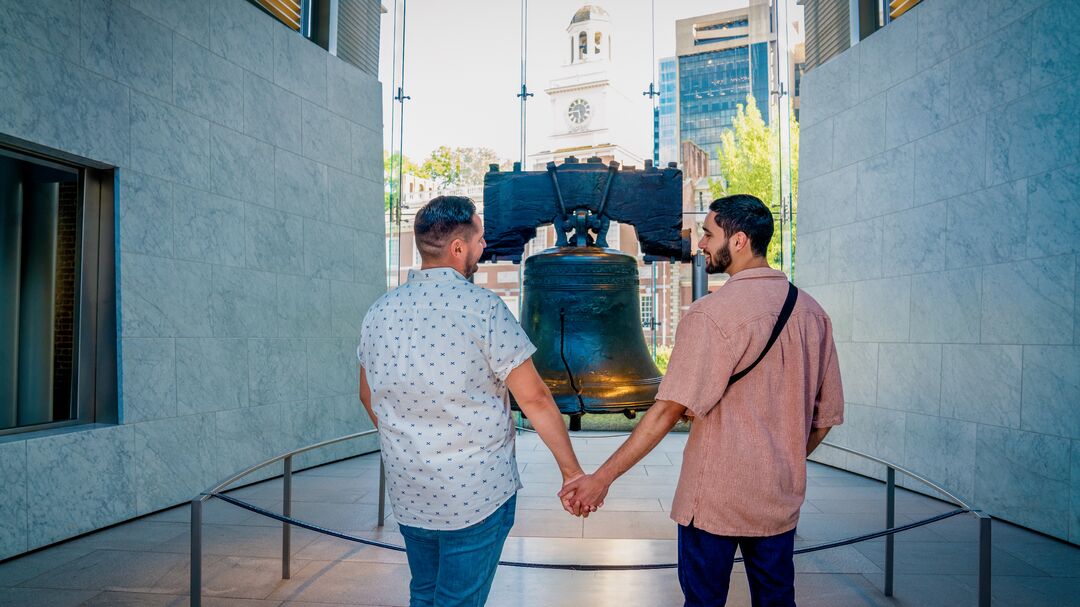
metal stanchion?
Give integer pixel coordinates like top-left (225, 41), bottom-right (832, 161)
top-left (378, 457), bottom-right (387, 527)
top-left (977, 511), bottom-right (992, 607)
top-left (691, 252), bottom-right (707, 301)
top-left (885, 467), bottom-right (895, 596)
top-left (283, 456), bottom-right (293, 579)
top-left (190, 499), bottom-right (203, 607)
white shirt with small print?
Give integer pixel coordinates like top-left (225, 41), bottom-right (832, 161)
top-left (357, 267), bottom-right (535, 530)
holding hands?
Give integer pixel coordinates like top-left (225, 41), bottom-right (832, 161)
top-left (558, 471), bottom-right (611, 517)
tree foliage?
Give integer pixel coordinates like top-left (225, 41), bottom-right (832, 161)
top-left (383, 151), bottom-right (417, 211)
top-left (418, 146), bottom-right (505, 187)
top-left (709, 95), bottom-right (800, 269)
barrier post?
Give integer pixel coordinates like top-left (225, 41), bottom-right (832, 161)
top-left (976, 511), bottom-right (992, 607)
top-left (885, 466), bottom-right (895, 596)
top-left (190, 499), bottom-right (203, 607)
top-left (378, 457), bottom-right (387, 527)
top-left (283, 456), bottom-right (293, 579)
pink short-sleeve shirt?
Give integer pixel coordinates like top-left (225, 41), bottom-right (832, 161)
top-left (656, 267), bottom-right (844, 537)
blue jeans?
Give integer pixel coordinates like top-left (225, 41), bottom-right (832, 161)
top-left (398, 494), bottom-right (516, 607)
top-left (678, 522), bottom-right (797, 607)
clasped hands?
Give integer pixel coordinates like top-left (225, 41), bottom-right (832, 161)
top-left (558, 471), bottom-right (611, 517)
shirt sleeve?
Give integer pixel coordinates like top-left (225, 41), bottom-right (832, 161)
top-left (485, 298), bottom-right (537, 381)
top-left (655, 311), bottom-right (737, 418)
top-left (812, 318), bottom-right (845, 428)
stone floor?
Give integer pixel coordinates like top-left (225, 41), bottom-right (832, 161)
top-left (2, 431), bottom-right (1079, 606)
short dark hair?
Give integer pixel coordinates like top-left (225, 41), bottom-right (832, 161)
top-left (414, 195), bottom-right (477, 259)
top-left (708, 194), bottom-right (773, 257)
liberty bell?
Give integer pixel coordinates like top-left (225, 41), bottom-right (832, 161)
top-left (481, 156), bottom-right (690, 430)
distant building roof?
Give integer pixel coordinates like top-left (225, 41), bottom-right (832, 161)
top-left (571, 5), bottom-right (609, 25)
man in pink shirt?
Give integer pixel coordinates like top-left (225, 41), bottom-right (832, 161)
top-left (561, 194), bottom-right (844, 607)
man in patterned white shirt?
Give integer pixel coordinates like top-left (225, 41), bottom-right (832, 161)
top-left (357, 195), bottom-right (584, 607)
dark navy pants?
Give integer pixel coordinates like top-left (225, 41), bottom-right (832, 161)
top-left (678, 522), bottom-right (797, 607)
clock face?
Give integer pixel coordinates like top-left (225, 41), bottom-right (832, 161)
top-left (567, 98), bottom-right (591, 125)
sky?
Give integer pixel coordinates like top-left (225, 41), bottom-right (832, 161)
top-left (377, 0), bottom-right (756, 164)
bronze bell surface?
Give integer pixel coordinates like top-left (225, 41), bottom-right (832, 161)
top-left (518, 245), bottom-right (662, 428)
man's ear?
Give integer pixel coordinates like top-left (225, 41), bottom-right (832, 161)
top-left (449, 237), bottom-right (466, 258)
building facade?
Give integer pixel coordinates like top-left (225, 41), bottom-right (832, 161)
top-left (0, 0), bottom-right (386, 560)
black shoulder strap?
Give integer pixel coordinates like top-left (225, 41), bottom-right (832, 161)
top-left (727, 281), bottom-right (798, 387)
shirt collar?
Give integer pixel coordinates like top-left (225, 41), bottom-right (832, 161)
top-left (723, 266), bottom-right (788, 284)
top-left (407, 267), bottom-right (468, 283)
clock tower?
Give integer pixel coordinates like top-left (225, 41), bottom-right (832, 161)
top-left (529, 5), bottom-right (643, 170)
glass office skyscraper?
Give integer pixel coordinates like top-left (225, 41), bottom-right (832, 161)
top-left (657, 57), bottom-right (678, 167)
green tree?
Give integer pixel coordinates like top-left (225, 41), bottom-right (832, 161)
top-left (417, 146), bottom-right (507, 187)
top-left (384, 151), bottom-right (417, 211)
top-left (709, 95), bottom-right (800, 269)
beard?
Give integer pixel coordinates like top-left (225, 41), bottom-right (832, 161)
top-left (463, 253), bottom-right (480, 279)
top-left (705, 241), bottom-right (732, 274)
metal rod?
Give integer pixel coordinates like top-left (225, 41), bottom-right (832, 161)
top-left (283, 456), bottom-right (293, 580)
top-left (190, 499), bottom-right (202, 607)
top-left (885, 466), bottom-right (895, 596)
top-left (977, 511), bottom-right (992, 607)
top-left (692, 252), bottom-right (707, 301)
top-left (819, 442), bottom-right (972, 510)
top-left (378, 456), bottom-right (387, 527)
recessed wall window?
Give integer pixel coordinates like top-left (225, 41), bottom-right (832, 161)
top-left (0, 145), bottom-right (116, 436)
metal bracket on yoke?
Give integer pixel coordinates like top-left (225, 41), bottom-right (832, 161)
top-left (548, 161), bottom-right (617, 248)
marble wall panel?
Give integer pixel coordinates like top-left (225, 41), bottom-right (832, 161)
top-left (278, 274), bottom-right (332, 338)
top-left (120, 254), bottom-right (213, 337)
top-left (134, 412), bottom-right (217, 514)
top-left (945, 181), bottom-right (1027, 269)
top-left (302, 101), bottom-right (351, 171)
top-left (834, 342), bottom-right (878, 406)
top-left (1021, 346), bottom-right (1080, 440)
top-left (306, 220), bottom-right (360, 281)
top-left (119, 338), bottom-right (177, 423)
top-left (904, 413), bottom-right (977, 502)
top-left (913, 115), bottom-right (986, 205)
top-left (210, 265), bottom-right (278, 338)
top-left (176, 338), bottom-right (249, 415)
top-left (947, 15), bottom-right (1031, 123)
top-left (243, 73), bottom-right (303, 153)
top-left (916, 0), bottom-right (986, 71)
top-left (172, 185), bottom-right (246, 267)
top-left (210, 126), bottom-right (275, 206)
top-left (351, 123), bottom-right (384, 184)
top-left (356, 232), bottom-right (387, 285)
top-left (853, 277), bottom-right (910, 343)
top-left (210, 0), bottom-right (275, 80)
top-left (128, 0), bottom-right (210, 47)
top-left (797, 47), bottom-right (858, 129)
top-left (0, 0), bottom-right (80, 62)
top-left (910, 268), bottom-right (981, 344)
top-left (117, 170), bottom-right (173, 258)
top-left (798, 164), bottom-right (857, 235)
top-left (216, 404), bottom-right (285, 475)
top-left (172, 33), bottom-right (244, 130)
top-left (329, 169), bottom-right (380, 231)
top-left (877, 343), bottom-right (942, 415)
top-left (831, 94), bottom-right (886, 170)
top-left (885, 61), bottom-right (951, 150)
top-left (829, 218), bottom-right (882, 283)
top-left (857, 11), bottom-right (917, 102)
top-left (130, 92), bottom-right (211, 189)
top-left (275, 149), bottom-right (329, 220)
top-left (272, 24), bottom-right (328, 106)
top-left (0, 38), bottom-right (130, 167)
top-left (25, 425), bottom-right (136, 548)
top-left (987, 85), bottom-right (1080, 187)
top-left (941, 345), bottom-right (1022, 428)
top-left (309, 339), bottom-right (360, 399)
top-left (81, 0), bottom-right (172, 100)
top-left (1076, 261), bottom-right (1080, 346)
top-left (804, 283), bottom-right (853, 343)
top-left (331, 280), bottom-right (383, 338)
top-left (984, 0), bottom-right (1050, 29)
top-left (0, 441), bottom-right (28, 560)
top-left (1031, 1), bottom-right (1080, 90)
top-left (796, 117), bottom-right (834, 181)
top-left (882, 201), bottom-right (947, 278)
top-left (856, 143), bottom-right (914, 221)
top-left (328, 55), bottom-right (382, 131)
top-left (244, 204), bottom-right (305, 274)
top-left (981, 256), bottom-right (1075, 345)
top-left (976, 424), bottom-right (1071, 537)
top-left (793, 229), bottom-right (829, 287)
top-left (249, 339), bottom-right (308, 405)
top-left (1072, 442), bottom-right (1080, 543)
top-left (1025, 164), bottom-right (1080, 259)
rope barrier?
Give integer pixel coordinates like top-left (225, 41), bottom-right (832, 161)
top-left (212, 492), bottom-right (969, 571)
top-left (516, 425), bottom-right (632, 439)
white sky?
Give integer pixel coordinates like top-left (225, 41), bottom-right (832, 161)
top-left (377, 0), bottom-right (756, 163)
